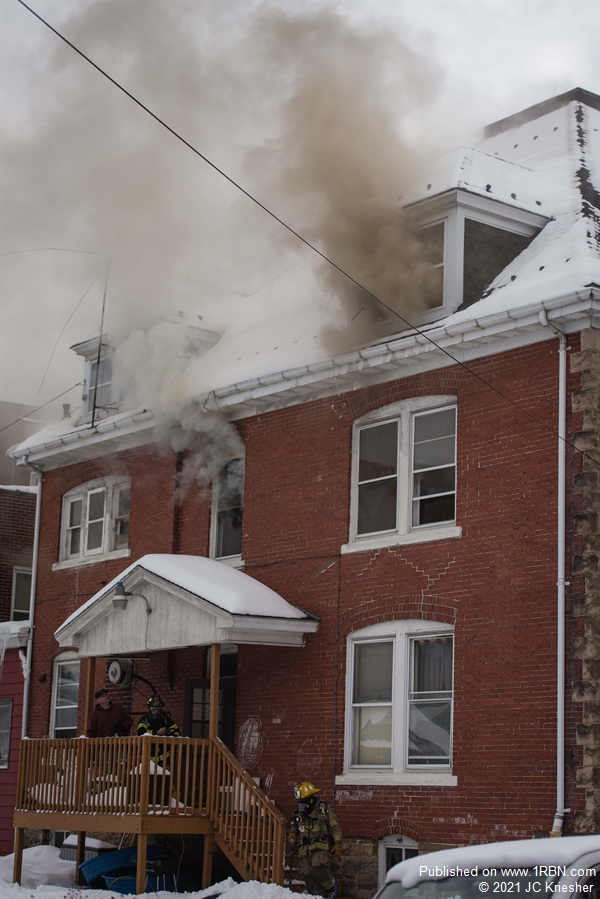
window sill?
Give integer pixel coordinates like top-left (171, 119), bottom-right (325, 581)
top-left (212, 556), bottom-right (245, 570)
top-left (341, 525), bottom-right (461, 554)
top-left (53, 547), bottom-right (131, 572)
top-left (335, 770), bottom-right (457, 787)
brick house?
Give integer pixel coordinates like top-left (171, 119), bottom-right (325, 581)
top-left (0, 484), bottom-right (38, 855)
top-left (7, 88), bottom-right (600, 892)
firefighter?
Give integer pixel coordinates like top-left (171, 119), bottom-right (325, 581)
top-left (288, 781), bottom-right (342, 898)
top-left (137, 696), bottom-right (181, 739)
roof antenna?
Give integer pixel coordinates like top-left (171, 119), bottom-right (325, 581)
top-left (91, 262), bottom-right (110, 429)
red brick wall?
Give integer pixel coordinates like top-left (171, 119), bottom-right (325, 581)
top-left (0, 649), bottom-right (25, 853)
top-left (0, 489), bottom-right (36, 621)
top-left (25, 337), bottom-right (584, 846)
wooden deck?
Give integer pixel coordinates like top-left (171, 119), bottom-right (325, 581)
top-left (13, 735), bottom-right (286, 892)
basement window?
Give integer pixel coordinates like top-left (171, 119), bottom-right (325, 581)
top-left (58, 478), bottom-right (131, 565)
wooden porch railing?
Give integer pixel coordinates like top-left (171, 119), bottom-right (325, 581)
top-left (16, 736), bottom-right (210, 816)
top-left (207, 736), bottom-right (286, 885)
top-left (14, 736), bottom-right (286, 886)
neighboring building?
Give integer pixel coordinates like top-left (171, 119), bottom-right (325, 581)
top-left (6, 88), bottom-right (600, 891)
top-left (0, 485), bottom-right (37, 855)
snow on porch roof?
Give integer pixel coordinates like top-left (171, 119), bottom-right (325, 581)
top-left (55, 554), bottom-right (319, 654)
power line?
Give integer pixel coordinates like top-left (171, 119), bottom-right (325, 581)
top-left (0, 383), bottom-right (83, 434)
top-left (38, 274), bottom-right (99, 393)
top-left (15, 0), bottom-right (599, 468)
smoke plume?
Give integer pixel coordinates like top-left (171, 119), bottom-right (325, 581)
top-left (3, 1), bottom-right (443, 490)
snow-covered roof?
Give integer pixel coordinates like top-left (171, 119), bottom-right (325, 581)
top-left (388, 835), bottom-right (600, 889)
top-left (54, 554), bottom-right (319, 654)
top-left (8, 91), bottom-right (600, 467)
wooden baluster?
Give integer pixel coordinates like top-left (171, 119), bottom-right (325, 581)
top-left (140, 736), bottom-right (150, 814)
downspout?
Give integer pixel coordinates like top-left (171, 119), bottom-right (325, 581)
top-left (539, 310), bottom-right (568, 836)
top-left (21, 464), bottom-right (43, 739)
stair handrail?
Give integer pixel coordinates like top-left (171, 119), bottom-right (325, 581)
top-left (208, 736), bottom-right (286, 884)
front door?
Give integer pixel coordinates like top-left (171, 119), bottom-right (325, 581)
top-left (183, 651), bottom-right (237, 750)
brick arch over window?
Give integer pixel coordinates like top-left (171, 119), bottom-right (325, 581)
top-left (371, 816), bottom-right (423, 842)
top-left (342, 370), bottom-right (466, 423)
top-left (341, 598), bottom-right (458, 637)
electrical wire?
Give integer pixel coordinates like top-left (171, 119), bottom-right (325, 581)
top-left (15, 0), bottom-right (600, 468)
top-left (38, 274), bottom-right (99, 393)
top-left (0, 383), bottom-right (83, 433)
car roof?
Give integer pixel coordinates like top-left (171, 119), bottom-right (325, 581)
top-left (386, 835), bottom-right (600, 889)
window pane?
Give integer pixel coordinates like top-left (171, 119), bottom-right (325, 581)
top-left (418, 223), bottom-right (444, 266)
top-left (353, 706), bottom-right (392, 765)
top-left (353, 642), bottom-right (393, 703)
top-left (68, 528), bottom-right (81, 555)
top-left (13, 571), bottom-right (32, 619)
top-left (118, 488), bottom-right (130, 519)
top-left (115, 487), bottom-right (131, 549)
top-left (0, 700), bottom-right (12, 769)
top-left (55, 706), bottom-right (78, 730)
top-left (57, 684), bottom-right (79, 707)
top-left (69, 499), bottom-right (82, 528)
top-left (359, 423), bottom-right (398, 482)
top-left (414, 408), bottom-right (455, 443)
top-left (413, 436), bottom-right (455, 470)
top-left (88, 491), bottom-right (105, 521)
top-left (57, 662), bottom-right (79, 685)
top-left (408, 700), bottom-right (451, 764)
top-left (358, 479), bottom-right (397, 534)
top-left (86, 521), bottom-right (104, 550)
top-left (412, 638), bottom-right (453, 695)
top-left (413, 494), bottom-right (455, 526)
top-left (413, 467), bottom-right (455, 498)
top-left (423, 266), bottom-right (444, 310)
top-left (217, 508), bottom-right (243, 557)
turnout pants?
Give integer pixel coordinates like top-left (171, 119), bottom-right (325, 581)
top-left (298, 849), bottom-right (335, 897)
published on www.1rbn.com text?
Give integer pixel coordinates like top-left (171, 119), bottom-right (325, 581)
top-left (418, 866), bottom-right (598, 893)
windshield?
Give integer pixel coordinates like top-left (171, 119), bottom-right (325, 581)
top-left (379, 870), bottom-right (557, 899)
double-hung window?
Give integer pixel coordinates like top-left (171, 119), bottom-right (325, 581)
top-left (52, 655), bottom-right (80, 739)
top-left (60, 478), bottom-right (131, 564)
top-left (338, 620), bottom-right (456, 786)
top-left (211, 459), bottom-right (244, 565)
top-left (346, 397), bottom-right (459, 552)
top-left (11, 567), bottom-right (32, 621)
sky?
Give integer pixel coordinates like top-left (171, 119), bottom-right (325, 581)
top-left (1, 0), bottom-right (599, 429)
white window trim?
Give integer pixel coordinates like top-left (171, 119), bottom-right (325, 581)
top-left (57, 477), bottom-right (131, 565)
top-left (405, 189), bottom-right (547, 325)
top-left (51, 652), bottom-right (80, 740)
top-left (378, 835), bottom-right (418, 888)
top-left (210, 462), bottom-right (244, 569)
top-left (336, 619), bottom-right (457, 787)
top-left (344, 396), bottom-right (459, 554)
top-left (81, 352), bottom-right (118, 423)
top-left (11, 566), bottom-right (32, 621)
top-left (0, 698), bottom-right (13, 769)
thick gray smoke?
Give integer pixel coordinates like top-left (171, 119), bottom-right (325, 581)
top-left (3, 1), bottom-right (442, 490)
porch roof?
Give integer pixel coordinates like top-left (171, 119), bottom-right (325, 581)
top-left (54, 554), bottom-right (319, 654)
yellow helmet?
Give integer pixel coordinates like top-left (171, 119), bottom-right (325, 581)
top-left (294, 781), bottom-right (321, 801)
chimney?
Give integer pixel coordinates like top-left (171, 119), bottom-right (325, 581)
top-left (62, 403), bottom-right (71, 420)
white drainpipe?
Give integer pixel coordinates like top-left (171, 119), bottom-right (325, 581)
top-left (540, 310), bottom-right (568, 836)
top-left (21, 467), bottom-right (42, 739)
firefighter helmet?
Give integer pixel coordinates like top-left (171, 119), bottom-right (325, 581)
top-left (147, 696), bottom-right (164, 718)
top-left (294, 781), bottom-right (321, 801)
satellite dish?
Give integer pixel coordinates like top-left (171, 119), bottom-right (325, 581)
top-left (107, 658), bottom-right (133, 687)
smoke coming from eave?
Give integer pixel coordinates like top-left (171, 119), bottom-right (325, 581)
top-left (4, 1), bottom-right (443, 490)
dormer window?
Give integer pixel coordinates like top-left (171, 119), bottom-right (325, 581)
top-left (404, 190), bottom-right (547, 325)
top-left (70, 335), bottom-right (119, 422)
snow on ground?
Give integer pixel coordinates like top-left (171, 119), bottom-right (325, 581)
top-left (0, 846), bottom-right (302, 899)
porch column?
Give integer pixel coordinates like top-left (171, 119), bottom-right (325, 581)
top-left (76, 832), bottom-right (86, 885)
top-left (136, 833), bottom-right (148, 895)
top-left (83, 656), bottom-right (96, 727)
top-left (209, 643), bottom-right (220, 739)
top-left (12, 827), bottom-right (24, 884)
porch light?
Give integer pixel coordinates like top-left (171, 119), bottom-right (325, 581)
top-left (113, 581), bottom-right (130, 610)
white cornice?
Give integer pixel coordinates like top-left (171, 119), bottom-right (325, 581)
top-left (9, 291), bottom-right (599, 465)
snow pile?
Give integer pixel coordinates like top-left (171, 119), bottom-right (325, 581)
top-left (0, 847), bottom-right (302, 899)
